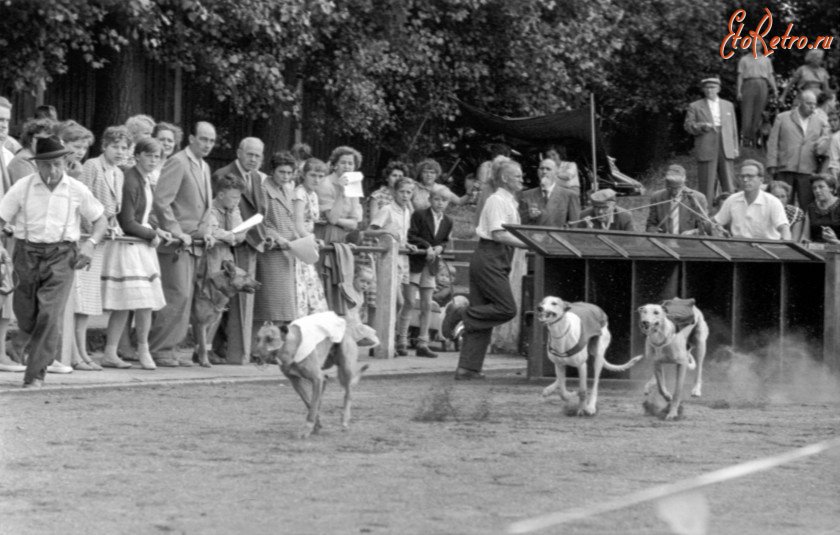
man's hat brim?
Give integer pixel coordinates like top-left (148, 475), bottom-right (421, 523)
top-left (30, 148), bottom-right (74, 161)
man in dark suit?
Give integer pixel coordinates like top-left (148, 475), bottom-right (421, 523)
top-left (150, 121), bottom-right (217, 367)
top-left (211, 137), bottom-right (266, 364)
top-left (406, 184), bottom-right (455, 358)
top-left (578, 189), bottom-right (635, 231)
top-left (684, 76), bottom-right (739, 205)
top-left (519, 158), bottom-right (580, 227)
top-left (646, 164), bottom-right (710, 235)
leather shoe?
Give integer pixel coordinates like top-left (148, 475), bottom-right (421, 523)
top-left (454, 367), bottom-right (485, 381)
top-left (415, 345), bottom-right (438, 359)
top-left (441, 303), bottom-right (466, 340)
top-left (22, 379), bottom-right (44, 389)
top-left (100, 356), bottom-right (133, 369)
top-left (396, 345), bottom-right (408, 357)
top-left (155, 358), bottom-right (180, 367)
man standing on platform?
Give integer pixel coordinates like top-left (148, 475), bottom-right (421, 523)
top-left (519, 158), bottom-right (580, 227)
top-left (646, 164), bottom-right (710, 235)
top-left (211, 137), bottom-right (266, 363)
top-left (767, 89), bottom-right (830, 210)
top-left (685, 76), bottom-right (739, 204)
top-left (150, 121), bottom-right (216, 367)
top-left (0, 136), bottom-right (107, 387)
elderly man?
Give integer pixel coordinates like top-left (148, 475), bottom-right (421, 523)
top-left (519, 158), bottom-right (580, 227)
top-left (150, 121), bottom-right (217, 367)
top-left (577, 189), bottom-right (635, 231)
top-left (714, 159), bottom-right (790, 240)
top-left (210, 137), bottom-right (266, 364)
top-left (0, 136), bottom-right (107, 387)
top-left (646, 164), bottom-right (709, 235)
top-left (684, 76), bottom-right (739, 204)
top-left (767, 89), bottom-right (831, 210)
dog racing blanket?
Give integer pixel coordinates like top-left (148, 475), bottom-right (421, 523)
top-left (661, 298), bottom-right (696, 332)
top-left (550, 303), bottom-right (608, 358)
top-left (289, 311), bottom-right (347, 364)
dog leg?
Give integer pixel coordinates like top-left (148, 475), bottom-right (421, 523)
top-left (583, 331), bottom-right (610, 416)
top-left (654, 361), bottom-right (672, 402)
top-left (299, 374), bottom-right (323, 439)
top-left (575, 361), bottom-right (589, 416)
top-left (690, 319), bottom-right (709, 398)
top-left (193, 323), bottom-right (211, 368)
top-left (542, 361), bottom-right (573, 400)
top-left (643, 375), bottom-right (657, 396)
top-left (665, 363), bottom-right (688, 421)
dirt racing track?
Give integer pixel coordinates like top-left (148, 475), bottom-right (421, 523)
top-left (1, 353), bottom-right (839, 535)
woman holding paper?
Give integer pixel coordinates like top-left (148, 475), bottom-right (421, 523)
top-left (254, 152), bottom-right (299, 325)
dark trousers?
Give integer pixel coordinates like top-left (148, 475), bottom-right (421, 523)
top-left (777, 171), bottom-right (814, 211)
top-left (740, 78), bottom-right (769, 144)
top-left (696, 130), bottom-right (736, 205)
top-left (13, 241), bottom-right (77, 384)
top-left (218, 244), bottom-right (257, 363)
top-left (149, 250), bottom-right (198, 361)
top-left (457, 239), bottom-right (517, 372)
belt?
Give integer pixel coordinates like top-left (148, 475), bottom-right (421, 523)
top-left (22, 240), bottom-right (75, 247)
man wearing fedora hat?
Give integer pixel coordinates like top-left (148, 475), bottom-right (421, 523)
top-left (577, 189), bottom-right (635, 231)
top-left (685, 76), bottom-right (739, 205)
top-left (0, 135), bottom-right (107, 388)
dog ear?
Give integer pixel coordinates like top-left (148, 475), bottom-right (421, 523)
top-left (563, 303), bottom-right (572, 312)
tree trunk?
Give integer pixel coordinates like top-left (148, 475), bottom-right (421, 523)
top-left (91, 40), bottom-right (146, 153)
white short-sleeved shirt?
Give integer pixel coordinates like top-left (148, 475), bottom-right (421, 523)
top-left (714, 190), bottom-right (788, 240)
top-left (0, 173), bottom-right (105, 243)
top-left (370, 201), bottom-right (411, 245)
top-left (476, 188), bottom-right (520, 240)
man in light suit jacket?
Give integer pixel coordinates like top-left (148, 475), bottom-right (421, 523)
top-left (685, 76), bottom-right (739, 205)
top-left (211, 137), bottom-right (266, 364)
top-left (767, 89), bottom-right (831, 210)
top-left (646, 164), bottom-right (710, 235)
top-left (518, 159), bottom-right (580, 227)
top-left (150, 121), bottom-right (217, 367)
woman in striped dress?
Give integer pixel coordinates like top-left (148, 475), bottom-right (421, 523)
top-left (254, 152), bottom-right (298, 326)
top-left (75, 126), bottom-right (131, 369)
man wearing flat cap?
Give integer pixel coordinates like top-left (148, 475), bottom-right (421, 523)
top-left (0, 136), bottom-right (107, 388)
top-left (685, 76), bottom-right (739, 205)
top-left (646, 164), bottom-right (710, 235)
top-left (577, 188), bottom-right (635, 231)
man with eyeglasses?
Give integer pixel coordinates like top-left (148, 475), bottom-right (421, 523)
top-left (767, 89), bottom-right (831, 209)
top-left (713, 159), bottom-right (790, 240)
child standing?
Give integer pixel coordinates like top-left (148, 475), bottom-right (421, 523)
top-left (341, 266), bottom-right (380, 347)
top-left (365, 177), bottom-right (417, 356)
top-left (407, 184), bottom-right (454, 358)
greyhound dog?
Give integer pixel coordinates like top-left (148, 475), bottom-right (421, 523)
top-left (254, 311), bottom-right (368, 438)
top-left (536, 296), bottom-right (643, 416)
top-left (191, 260), bottom-right (261, 367)
top-left (637, 299), bottom-right (709, 420)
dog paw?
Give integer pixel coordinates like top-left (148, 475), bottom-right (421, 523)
top-left (691, 386), bottom-right (703, 398)
top-left (541, 387), bottom-right (554, 398)
top-left (660, 404), bottom-right (685, 421)
top-left (578, 406), bottom-right (597, 418)
top-left (199, 360), bottom-right (212, 368)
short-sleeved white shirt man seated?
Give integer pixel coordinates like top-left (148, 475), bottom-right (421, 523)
top-left (714, 162), bottom-right (790, 240)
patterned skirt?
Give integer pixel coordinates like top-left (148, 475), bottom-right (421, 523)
top-left (101, 240), bottom-right (166, 311)
top-left (73, 243), bottom-right (105, 315)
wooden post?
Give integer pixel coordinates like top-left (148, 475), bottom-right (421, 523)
top-left (823, 245), bottom-right (840, 372)
top-left (528, 254), bottom-right (546, 378)
top-left (373, 235), bottom-right (399, 359)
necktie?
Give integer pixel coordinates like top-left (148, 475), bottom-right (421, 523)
top-left (669, 197), bottom-right (680, 234)
top-left (542, 189), bottom-right (549, 202)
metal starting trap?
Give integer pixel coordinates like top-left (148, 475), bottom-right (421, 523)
top-left (506, 226), bottom-right (830, 379)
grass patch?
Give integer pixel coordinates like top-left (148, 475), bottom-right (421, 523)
top-left (412, 387), bottom-right (491, 422)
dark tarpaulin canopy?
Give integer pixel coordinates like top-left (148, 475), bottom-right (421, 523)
top-left (454, 99), bottom-right (610, 173)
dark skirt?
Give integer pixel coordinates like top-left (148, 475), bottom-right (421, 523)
top-left (254, 249), bottom-right (296, 322)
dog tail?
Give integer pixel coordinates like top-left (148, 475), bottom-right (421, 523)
top-left (602, 354), bottom-right (644, 372)
top-left (350, 364), bottom-right (370, 386)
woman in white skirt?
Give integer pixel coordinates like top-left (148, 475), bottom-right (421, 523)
top-left (101, 138), bottom-right (170, 370)
top-left (74, 126), bottom-right (131, 369)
